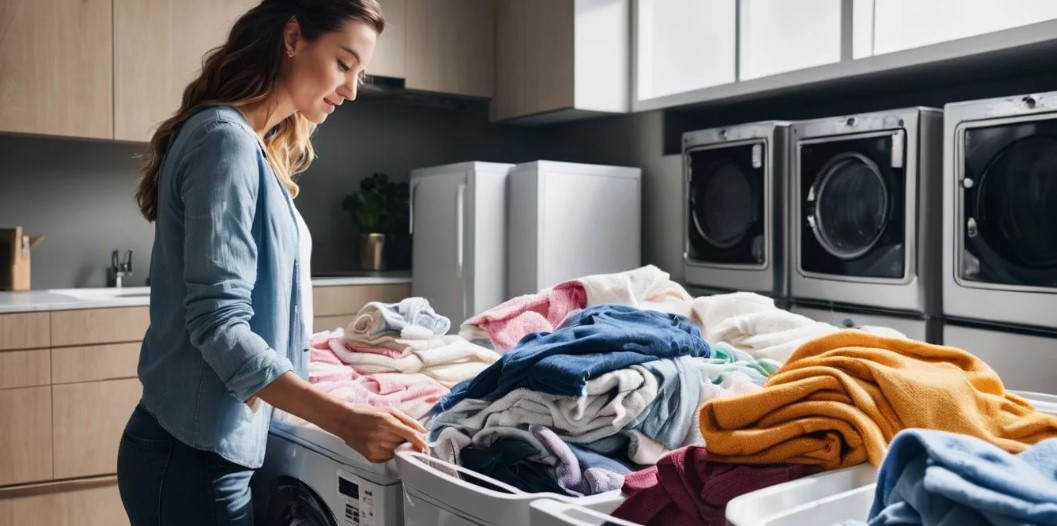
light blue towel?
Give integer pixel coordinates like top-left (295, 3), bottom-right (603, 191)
top-left (866, 429), bottom-right (1057, 526)
top-left (352, 297), bottom-right (450, 338)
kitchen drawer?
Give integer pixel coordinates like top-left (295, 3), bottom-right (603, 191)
top-left (0, 478), bottom-right (128, 526)
top-left (312, 284), bottom-right (410, 317)
top-left (52, 379), bottom-right (141, 479)
top-left (0, 386), bottom-right (52, 486)
top-left (51, 342), bottom-right (140, 384)
top-left (0, 349), bottom-right (50, 389)
top-left (50, 307), bottom-right (149, 347)
top-left (0, 312), bottom-right (50, 351)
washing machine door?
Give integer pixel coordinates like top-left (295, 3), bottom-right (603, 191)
top-left (961, 121), bottom-right (1057, 288)
top-left (686, 141), bottom-right (765, 266)
top-left (799, 132), bottom-right (907, 279)
top-left (262, 479), bottom-right (338, 526)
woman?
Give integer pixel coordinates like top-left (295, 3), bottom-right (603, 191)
top-left (118, 1), bottom-right (427, 524)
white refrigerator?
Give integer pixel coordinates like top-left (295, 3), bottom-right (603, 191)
top-left (410, 160), bottom-right (642, 328)
top-left (410, 162), bottom-right (513, 327)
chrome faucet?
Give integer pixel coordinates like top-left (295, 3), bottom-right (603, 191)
top-left (110, 249), bottom-right (133, 288)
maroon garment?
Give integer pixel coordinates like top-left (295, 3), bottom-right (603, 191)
top-left (612, 446), bottom-right (818, 526)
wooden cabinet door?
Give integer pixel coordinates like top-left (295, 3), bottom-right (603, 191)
top-left (0, 0), bottom-right (112, 138)
top-left (0, 387), bottom-right (52, 486)
top-left (405, 0), bottom-right (494, 98)
top-left (370, 0), bottom-right (407, 79)
top-left (52, 379), bottom-right (141, 479)
top-left (493, 0), bottom-right (573, 120)
top-left (0, 312), bottom-right (50, 351)
top-left (0, 480), bottom-right (128, 526)
top-left (113, 0), bottom-right (257, 142)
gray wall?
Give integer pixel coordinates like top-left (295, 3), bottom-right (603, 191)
top-left (0, 137), bottom-right (152, 289)
top-left (297, 97), bottom-right (548, 272)
top-left (0, 97), bottom-right (552, 289)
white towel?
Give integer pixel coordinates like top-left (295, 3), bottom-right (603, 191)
top-left (690, 292), bottom-right (907, 362)
top-left (578, 265), bottom-right (694, 318)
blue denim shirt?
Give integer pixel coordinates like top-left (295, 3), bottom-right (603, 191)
top-left (138, 106), bottom-right (308, 468)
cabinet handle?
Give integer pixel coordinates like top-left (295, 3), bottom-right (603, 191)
top-left (408, 181), bottom-right (418, 235)
top-left (456, 183), bottom-right (466, 279)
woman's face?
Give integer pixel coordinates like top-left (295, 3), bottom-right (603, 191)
top-left (281, 19), bottom-right (378, 124)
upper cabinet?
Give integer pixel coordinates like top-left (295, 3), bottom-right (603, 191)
top-left (113, 0), bottom-right (258, 142)
top-left (369, 0), bottom-right (406, 79)
top-left (405, 0), bottom-right (495, 99)
top-left (0, 0), bottom-right (113, 139)
top-left (867, 0), bottom-right (1057, 56)
top-left (737, 0), bottom-right (842, 81)
top-left (635, 0), bottom-right (734, 102)
top-left (494, 0), bottom-right (629, 123)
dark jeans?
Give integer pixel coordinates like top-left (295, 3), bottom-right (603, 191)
top-left (117, 404), bottom-right (254, 526)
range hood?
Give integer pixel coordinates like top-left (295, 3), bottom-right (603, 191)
top-left (359, 75), bottom-right (486, 111)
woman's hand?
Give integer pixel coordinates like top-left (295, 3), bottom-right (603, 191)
top-left (254, 372), bottom-right (427, 463)
top-left (336, 405), bottom-right (428, 463)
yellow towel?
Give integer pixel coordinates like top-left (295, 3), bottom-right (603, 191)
top-left (698, 331), bottom-right (1057, 470)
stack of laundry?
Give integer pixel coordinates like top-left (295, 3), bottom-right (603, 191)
top-left (430, 304), bottom-right (787, 496)
top-left (307, 298), bottom-right (500, 420)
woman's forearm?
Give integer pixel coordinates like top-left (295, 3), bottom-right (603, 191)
top-left (253, 371), bottom-right (348, 435)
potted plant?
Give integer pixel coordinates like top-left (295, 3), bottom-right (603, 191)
top-left (341, 173), bottom-right (409, 270)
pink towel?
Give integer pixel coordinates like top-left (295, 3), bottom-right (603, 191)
top-left (459, 282), bottom-right (587, 351)
top-left (308, 334), bottom-right (449, 420)
top-left (611, 446), bottom-right (817, 526)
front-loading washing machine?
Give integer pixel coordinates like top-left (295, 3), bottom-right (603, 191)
top-left (943, 92), bottom-right (1057, 332)
top-left (682, 121), bottom-right (791, 298)
top-left (253, 415), bottom-right (404, 526)
top-left (790, 108), bottom-right (943, 326)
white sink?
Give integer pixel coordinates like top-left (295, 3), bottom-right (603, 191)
top-left (48, 287), bottom-right (151, 300)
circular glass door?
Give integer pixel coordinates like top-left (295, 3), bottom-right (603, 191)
top-left (974, 135), bottom-right (1057, 270)
top-left (263, 481), bottom-right (338, 526)
top-left (810, 152), bottom-right (889, 260)
top-left (691, 158), bottom-right (756, 249)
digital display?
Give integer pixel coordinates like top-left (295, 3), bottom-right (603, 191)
top-left (338, 477), bottom-right (360, 499)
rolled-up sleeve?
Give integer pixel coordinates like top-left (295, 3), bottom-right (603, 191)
top-left (179, 121), bottom-right (293, 402)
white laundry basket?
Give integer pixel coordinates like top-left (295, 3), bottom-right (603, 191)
top-left (529, 499), bottom-right (641, 526)
top-left (395, 451), bottom-right (624, 526)
top-left (724, 389), bottom-right (1057, 526)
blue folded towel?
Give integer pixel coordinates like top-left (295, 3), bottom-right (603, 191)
top-left (867, 429), bottom-right (1057, 526)
top-left (434, 305), bottom-right (710, 412)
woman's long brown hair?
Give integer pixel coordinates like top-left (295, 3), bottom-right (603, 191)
top-left (136, 0), bottom-right (384, 222)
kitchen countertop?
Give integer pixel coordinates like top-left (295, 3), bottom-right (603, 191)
top-left (0, 271), bottom-right (411, 314)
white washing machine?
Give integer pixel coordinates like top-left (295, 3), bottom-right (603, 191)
top-left (682, 121), bottom-right (791, 299)
top-left (943, 92), bottom-right (1057, 332)
top-left (253, 417), bottom-right (404, 526)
